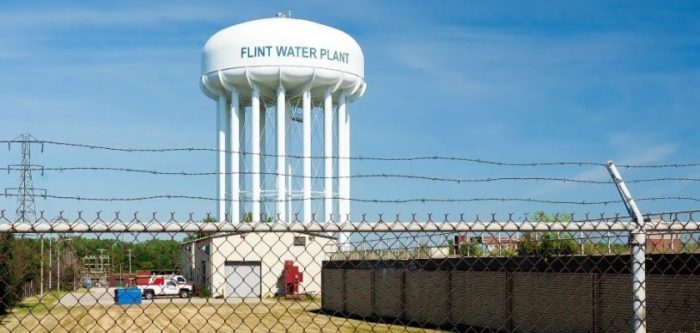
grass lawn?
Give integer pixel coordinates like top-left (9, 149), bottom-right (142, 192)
top-left (1, 297), bottom-right (444, 332)
top-left (5, 291), bottom-right (67, 318)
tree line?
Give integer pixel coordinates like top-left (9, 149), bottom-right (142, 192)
top-left (450, 212), bottom-right (603, 258)
top-left (0, 234), bottom-right (180, 314)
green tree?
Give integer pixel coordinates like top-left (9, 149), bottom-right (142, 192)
top-left (460, 240), bottom-right (483, 257)
top-left (518, 232), bottom-right (538, 256)
top-left (183, 216), bottom-right (217, 242)
top-left (517, 211), bottom-right (578, 257)
top-left (131, 240), bottom-right (180, 271)
top-left (447, 238), bottom-right (483, 257)
top-left (62, 236), bottom-right (182, 273)
top-left (242, 212), bottom-right (273, 223)
top-left (0, 235), bottom-right (42, 314)
top-left (0, 234), bottom-right (16, 314)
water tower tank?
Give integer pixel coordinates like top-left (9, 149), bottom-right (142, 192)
top-left (200, 16), bottom-right (366, 225)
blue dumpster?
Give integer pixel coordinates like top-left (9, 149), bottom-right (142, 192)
top-left (114, 287), bottom-right (142, 305)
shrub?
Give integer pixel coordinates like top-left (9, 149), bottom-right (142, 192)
top-left (198, 287), bottom-right (212, 298)
top-left (517, 211), bottom-right (578, 258)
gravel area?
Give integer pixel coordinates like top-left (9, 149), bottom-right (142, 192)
top-left (58, 287), bottom-right (256, 307)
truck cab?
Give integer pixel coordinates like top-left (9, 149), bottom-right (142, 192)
top-left (138, 275), bottom-right (193, 300)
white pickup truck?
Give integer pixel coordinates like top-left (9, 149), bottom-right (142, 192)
top-left (138, 275), bottom-right (194, 300)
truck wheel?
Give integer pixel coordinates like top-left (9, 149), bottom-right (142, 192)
top-left (144, 291), bottom-right (154, 300)
top-left (179, 290), bottom-right (189, 298)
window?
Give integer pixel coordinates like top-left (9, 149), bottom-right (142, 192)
top-left (293, 236), bottom-right (306, 246)
top-left (176, 277), bottom-right (185, 283)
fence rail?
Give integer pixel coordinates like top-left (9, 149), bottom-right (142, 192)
top-left (1, 218), bottom-right (698, 233)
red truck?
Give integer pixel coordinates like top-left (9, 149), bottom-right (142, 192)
top-left (137, 275), bottom-right (194, 300)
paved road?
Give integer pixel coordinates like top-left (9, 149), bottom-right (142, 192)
top-left (58, 288), bottom-right (256, 307)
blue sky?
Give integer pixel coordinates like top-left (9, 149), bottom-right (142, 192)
top-left (0, 1), bottom-right (698, 221)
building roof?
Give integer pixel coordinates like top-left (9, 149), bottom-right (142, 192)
top-left (481, 235), bottom-right (520, 245)
top-left (179, 229), bottom-right (337, 246)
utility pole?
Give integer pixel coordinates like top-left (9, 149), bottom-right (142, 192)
top-left (40, 237), bottom-right (43, 296)
top-left (5, 134), bottom-right (46, 294)
top-left (57, 236), bottom-right (61, 292)
top-left (5, 134), bottom-right (46, 222)
top-left (98, 248), bottom-right (106, 273)
top-left (128, 249), bottom-right (132, 274)
top-left (49, 236), bottom-right (52, 290)
top-left (97, 248), bottom-right (106, 287)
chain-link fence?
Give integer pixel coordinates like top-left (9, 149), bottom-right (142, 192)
top-left (0, 211), bottom-right (698, 332)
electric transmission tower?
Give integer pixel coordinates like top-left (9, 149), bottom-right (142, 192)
top-left (5, 134), bottom-right (46, 222)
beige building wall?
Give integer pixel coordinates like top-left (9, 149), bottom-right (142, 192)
top-left (179, 240), bottom-right (211, 286)
top-left (179, 243), bottom-right (195, 279)
top-left (199, 231), bottom-right (336, 298)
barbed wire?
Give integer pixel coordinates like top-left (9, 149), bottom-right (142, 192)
top-left (5, 165), bottom-right (700, 185)
top-left (3, 139), bottom-right (698, 168)
top-left (5, 166), bottom-right (613, 183)
top-left (617, 163), bottom-right (700, 168)
top-left (3, 193), bottom-right (699, 205)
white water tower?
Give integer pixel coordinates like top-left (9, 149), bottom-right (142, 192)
top-left (200, 15), bottom-right (366, 224)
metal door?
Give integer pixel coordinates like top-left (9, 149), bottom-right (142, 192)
top-left (224, 261), bottom-right (261, 298)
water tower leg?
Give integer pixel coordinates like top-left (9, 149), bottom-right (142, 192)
top-left (323, 89), bottom-right (334, 222)
top-left (217, 94), bottom-right (227, 223)
top-left (225, 97), bottom-right (232, 222)
top-left (260, 106), bottom-right (267, 219)
top-left (251, 89), bottom-right (261, 222)
top-left (346, 107), bottom-right (351, 215)
top-left (239, 101), bottom-right (246, 219)
top-left (276, 86), bottom-right (287, 222)
top-left (286, 100), bottom-right (292, 222)
top-left (344, 105), bottom-right (352, 247)
top-left (337, 94), bottom-right (349, 249)
top-left (338, 94), bottom-right (350, 221)
top-left (302, 89), bottom-right (312, 224)
top-left (228, 89), bottom-right (240, 224)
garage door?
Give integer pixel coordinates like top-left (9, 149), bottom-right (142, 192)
top-left (224, 261), bottom-right (261, 298)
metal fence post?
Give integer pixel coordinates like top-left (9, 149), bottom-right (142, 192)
top-left (606, 161), bottom-right (647, 333)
